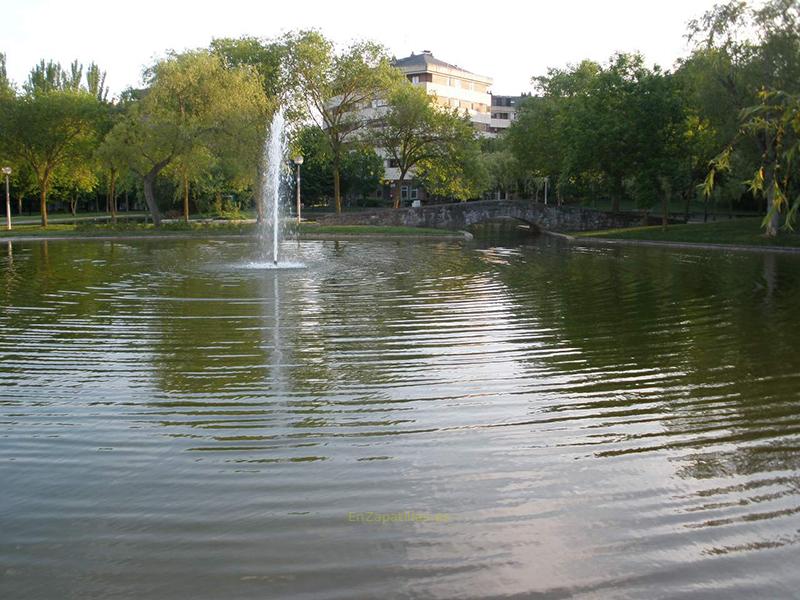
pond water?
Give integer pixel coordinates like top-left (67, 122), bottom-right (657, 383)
top-left (1, 236), bottom-right (799, 599)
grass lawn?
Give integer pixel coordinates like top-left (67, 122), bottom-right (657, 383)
top-left (579, 197), bottom-right (760, 218)
top-left (0, 221), bottom-right (456, 239)
top-left (575, 217), bottom-right (800, 248)
top-left (298, 223), bottom-right (451, 236)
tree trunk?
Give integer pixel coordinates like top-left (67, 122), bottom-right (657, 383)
top-left (764, 163), bottom-right (779, 237)
top-left (39, 185), bottom-right (48, 227)
top-left (17, 194), bottom-right (22, 215)
top-left (109, 170), bottom-right (117, 224)
top-left (142, 172), bottom-right (163, 227)
top-left (70, 194), bottom-right (77, 217)
top-left (394, 172), bottom-right (407, 209)
top-left (765, 186), bottom-right (780, 237)
top-left (142, 161), bottom-right (168, 227)
top-left (182, 173), bottom-right (190, 223)
top-left (333, 164), bottom-right (342, 214)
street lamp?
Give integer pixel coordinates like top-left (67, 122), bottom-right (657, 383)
top-left (1, 167), bottom-right (11, 231)
top-left (293, 155), bottom-right (304, 224)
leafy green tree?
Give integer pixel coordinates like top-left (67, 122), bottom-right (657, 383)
top-left (415, 114), bottom-right (487, 201)
top-left (480, 150), bottom-right (523, 199)
top-left (0, 90), bottom-right (102, 225)
top-left (102, 50), bottom-right (268, 225)
top-left (284, 30), bottom-right (400, 213)
top-left (507, 96), bottom-right (564, 196)
top-left (372, 82), bottom-right (480, 207)
top-left (292, 125), bottom-right (334, 205)
top-left (340, 146), bottom-right (383, 206)
top-left (210, 37), bottom-right (286, 102)
top-left (688, 0), bottom-right (800, 234)
top-left (511, 54), bottom-right (687, 212)
top-left (0, 53), bottom-right (12, 99)
top-left (705, 90), bottom-right (800, 234)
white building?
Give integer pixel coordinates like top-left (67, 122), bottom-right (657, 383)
top-left (393, 51), bottom-right (493, 136)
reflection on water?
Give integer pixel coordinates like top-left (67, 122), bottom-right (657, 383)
top-left (1, 237), bottom-right (800, 598)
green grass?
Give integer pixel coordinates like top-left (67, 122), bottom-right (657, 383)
top-left (575, 217), bottom-right (800, 248)
top-left (0, 221), bottom-right (456, 239)
top-left (579, 197), bottom-right (760, 217)
top-left (297, 223), bottom-right (452, 236)
top-left (11, 211), bottom-right (148, 225)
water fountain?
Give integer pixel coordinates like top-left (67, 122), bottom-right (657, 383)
top-left (254, 109), bottom-right (303, 269)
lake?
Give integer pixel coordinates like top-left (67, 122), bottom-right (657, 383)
top-left (1, 235), bottom-right (799, 599)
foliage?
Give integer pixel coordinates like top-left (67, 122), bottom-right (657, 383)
top-left (415, 112), bottom-right (487, 201)
top-left (691, 0), bottom-right (800, 234)
top-left (283, 30), bottom-right (401, 212)
top-left (372, 82), bottom-right (483, 206)
top-left (340, 146), bottom-right (384, 203)
top-left (0, 89), bottom-right (103, 225)
top-left (510, 54), bottom-right (685, 212)
top-left (100, 50), bottom-right (269, 225)
top-left (704, 90), bottom-right (800, 233)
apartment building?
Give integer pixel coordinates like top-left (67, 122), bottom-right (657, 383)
top-left (393, 51), bottom-right (493, 135)
top-left (489, 93), bottom-right (525, 135)
top-left (366, 51), bottom-right (522, 205)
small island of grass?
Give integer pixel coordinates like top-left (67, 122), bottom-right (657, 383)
top-left (573, 217), bottom-right (800, 250)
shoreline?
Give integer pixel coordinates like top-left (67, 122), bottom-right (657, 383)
top-left (566, 234), bottom-right (800, 255)
top-left (0, 231), bottom-right (471, 244)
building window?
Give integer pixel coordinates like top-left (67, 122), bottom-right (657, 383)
top-left (401, 186), bottom-right (409, 200)
top-left (411, 75), bottom-right (420, 84)
top-left (387, 159), bottom-right (399, 168)
top-left (410, 188), bottom-right (418, 200)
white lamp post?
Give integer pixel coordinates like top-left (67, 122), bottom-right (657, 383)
top-left (1, 167), bottom-right (11, 231)
top-left (293, 155), bottom-right (304, 224)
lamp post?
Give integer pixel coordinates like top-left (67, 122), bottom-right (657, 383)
top-left (2, 167), bottom-right (11, 231)
top-left (293, 155), bottom-right (304, 224)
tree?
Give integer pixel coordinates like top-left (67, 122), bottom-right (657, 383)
top-left (688, 0), bottom-right (800, 234)
top-left (101, 50), bottom-right (269, 225)
top-left (507, 96), bottom-right (564, 195)
top-left (340, 146), bottom-right (383, 206)
top-left (704, 90), bottom-right (800, 234)
top-left (372, 82), bottom-right (481, 207)
top-left (0, 90), bottom-right (102, 225)
top-left (291, 126), bottom-right (334, 205)
top-left (415, 113), bottom-right (487, 202)
top-left (0, 53), bottom-right (12, 99)
top-left (511, 54), bottom-right (687, 212)
top-left (284, 30), bottom-right (400, 213)
top-left (481, 150), bottom-right (523, 199)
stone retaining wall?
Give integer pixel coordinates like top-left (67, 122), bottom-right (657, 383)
top-left (316, 200), bottom-right (683, 233)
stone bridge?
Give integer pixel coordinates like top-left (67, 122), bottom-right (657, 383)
top-left (316, 199), bottom-right (681, 233)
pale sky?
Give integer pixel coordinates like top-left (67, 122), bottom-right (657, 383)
top-left (2, 0), bottom-right (721, 97)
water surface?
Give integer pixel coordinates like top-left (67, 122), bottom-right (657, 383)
top-left (1, 236), bottom-right (799, 599)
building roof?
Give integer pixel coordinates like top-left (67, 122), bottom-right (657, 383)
top-left (393, 51), bottom-right (492, 84)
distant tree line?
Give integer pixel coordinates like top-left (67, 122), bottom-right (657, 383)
top-left (0, 31), bottom-right (482, 226)
top-left (0, 0), bottom-right (798, 236)
top-left (499, 0), bottom-right (800, 235)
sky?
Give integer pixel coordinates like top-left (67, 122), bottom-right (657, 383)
top-left (1, 0), bottom-right (722, 96)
